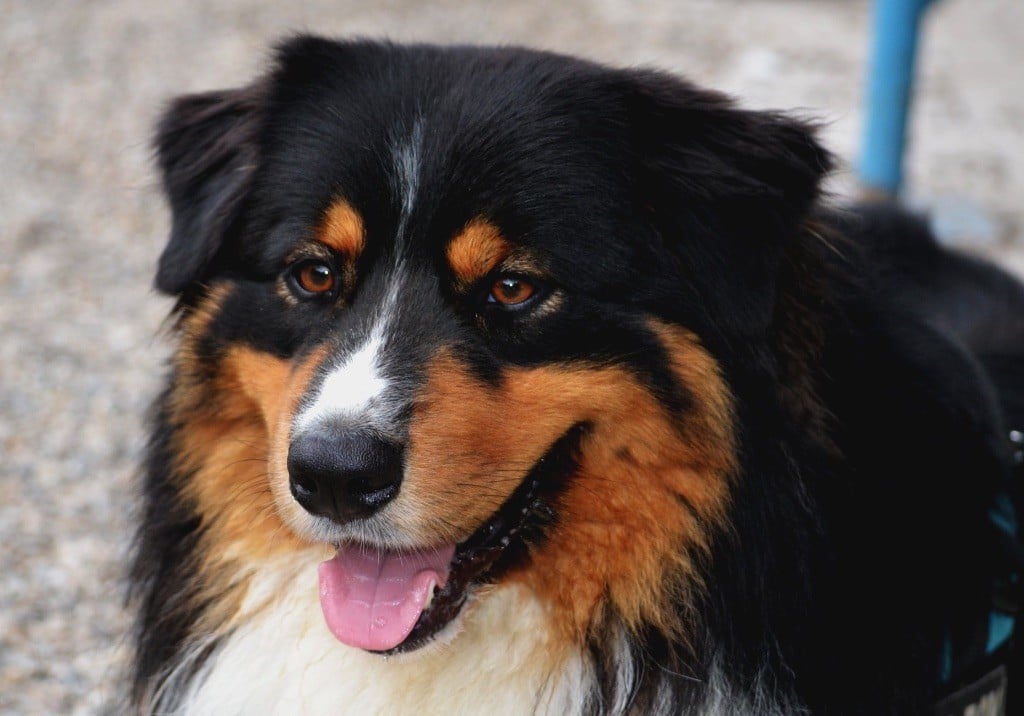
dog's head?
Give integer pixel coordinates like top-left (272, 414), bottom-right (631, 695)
top-left (155, 38), bottom-right (828, 655)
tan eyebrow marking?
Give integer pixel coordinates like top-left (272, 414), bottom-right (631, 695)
top-left (446, 219), bottom-right (512, 289)
top-left (316, 199), bottom-right (366, 258)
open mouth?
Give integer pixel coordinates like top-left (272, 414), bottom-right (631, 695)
top-left (316, 423), bottom-right (587, 653)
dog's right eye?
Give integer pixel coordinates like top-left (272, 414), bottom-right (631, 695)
top-left (287, 260), bottom-right (338, 299)
top-left (488, 277), bottom-right (536, 307)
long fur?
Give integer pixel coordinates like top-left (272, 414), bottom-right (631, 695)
top-left (129, 38), bottom-right (1024, 715)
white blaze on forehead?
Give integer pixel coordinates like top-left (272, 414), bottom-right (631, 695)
top-left (394, 119), bottom-right (424, 226)
top-left (294, 279), bottom-right (402, 433)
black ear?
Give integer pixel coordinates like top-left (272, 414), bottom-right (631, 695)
top-left (153, 83), bottom-right (264, 295)
top-left (629, 71), bottom-right (831, 220)
top-left (625, 71), bottom-right (832, 339)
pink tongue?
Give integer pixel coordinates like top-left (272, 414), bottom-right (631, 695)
top-left (318, 543), bottom-right (456, 651)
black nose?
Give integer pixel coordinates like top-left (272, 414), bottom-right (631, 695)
top-left (287, 429), bottom-right (403, 524)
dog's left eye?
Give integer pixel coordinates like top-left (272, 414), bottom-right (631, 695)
top-left (288, 260), bottom-right (338, 299)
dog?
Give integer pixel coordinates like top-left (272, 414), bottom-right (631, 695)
top-left (128, 37), bottom-right (1024, 714)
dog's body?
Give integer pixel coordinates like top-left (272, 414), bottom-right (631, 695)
top-left (130, 38), bottom-right (1024, 714)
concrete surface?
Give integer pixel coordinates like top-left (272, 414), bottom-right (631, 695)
top-left (1, 0), bottom-right (1022, 713)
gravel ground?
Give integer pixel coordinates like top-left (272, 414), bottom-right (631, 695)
top-left (2, 1), bottom-right (1022, 713)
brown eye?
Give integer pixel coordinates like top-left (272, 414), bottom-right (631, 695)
top-left (292, 261), bottom-right (337, 297)
top-left (488, 276), bottom-right (536, 306)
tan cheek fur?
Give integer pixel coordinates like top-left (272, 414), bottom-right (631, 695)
top-left (404, 322), bottom-right (735, 644)
top-left (168, 287), bottom-right (333, 630)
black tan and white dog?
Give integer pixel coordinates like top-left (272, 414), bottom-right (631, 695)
top-left (129, 37), bottom-right (1024, 714)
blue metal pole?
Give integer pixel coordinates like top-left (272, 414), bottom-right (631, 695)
top-left (858, 0), bottom-right (936, 196)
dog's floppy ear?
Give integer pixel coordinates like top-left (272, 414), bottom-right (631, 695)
top-left (625, 71), bottom-right (832, 339)
top-left (153, 83), bottom-right (264, 295)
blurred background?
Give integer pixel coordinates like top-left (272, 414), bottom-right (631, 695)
top-left (1, 0), bottom-right (1021, 712)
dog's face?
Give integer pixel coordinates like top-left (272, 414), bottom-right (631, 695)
top-left (157, 39), bottom-right (826, 655)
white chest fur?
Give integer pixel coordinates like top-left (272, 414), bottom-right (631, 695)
top-left (176, 559), bottom-right (589, 716)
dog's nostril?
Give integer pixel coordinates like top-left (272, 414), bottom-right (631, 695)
top-left (289, 472), bottom-right (319, 500)
top-left (287, 429), bottom-right (403, 524)
top-left (360, 482), bottom-right (399, 510)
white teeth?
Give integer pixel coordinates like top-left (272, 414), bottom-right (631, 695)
top-left (423, 580), bottom-right (437, 609)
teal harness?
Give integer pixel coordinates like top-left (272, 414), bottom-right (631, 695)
top-left (933, 431), bottom-right (1023, 716)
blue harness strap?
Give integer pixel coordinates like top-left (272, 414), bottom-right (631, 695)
top-left (934, 431), bottom-right (1024, 715)
top-left (987, 489), bottom-right (1017, 654)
